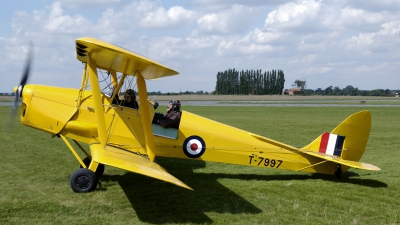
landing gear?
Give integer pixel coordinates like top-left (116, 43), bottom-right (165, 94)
top-left (334, 165), bottom-right (342, 178)
top-left (69, 157), bottom-right (105, 193)
top-left (70, 168), bottom-right (97, 193)
top-left (80, 157), bottom-right (105, 177)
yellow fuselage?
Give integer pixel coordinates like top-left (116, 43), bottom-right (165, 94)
top-left (20, 84), bottom-right (339, 175)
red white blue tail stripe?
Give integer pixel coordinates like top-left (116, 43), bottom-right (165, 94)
top-left (319, 132), bottom-right (345, 157)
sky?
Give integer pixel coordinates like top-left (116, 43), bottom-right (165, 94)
top-left (1, 0), bottom-right (400, 93)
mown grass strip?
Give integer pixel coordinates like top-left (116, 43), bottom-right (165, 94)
top-left (0, 106), bottom-right (398, 224)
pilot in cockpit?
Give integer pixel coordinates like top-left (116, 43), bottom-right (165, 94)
top-left (122, 89), bottom-right (139, 109)
top-left (112, 88), bottom-right (139, 109)
top-left (157, 100), bottom-right (181, 128)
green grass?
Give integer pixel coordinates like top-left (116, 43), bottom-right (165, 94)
top-left (220, 100), bottom-right (400, 105)
top-left (1, 106), bottom-right (399, 224)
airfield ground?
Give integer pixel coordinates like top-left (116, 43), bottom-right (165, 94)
top-left (2, 94), bottom-right (400, 101)
top-left (0, 96), bottom-right (13, 101)
top-left (0, 96), bottom-right (399, 224)
top-left (0, 95), bottom-right (400, 106)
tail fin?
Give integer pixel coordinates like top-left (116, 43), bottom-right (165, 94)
top-left (301, 110), bottom-right (371, 162)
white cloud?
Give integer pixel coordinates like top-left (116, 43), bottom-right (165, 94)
top-left (59, 0), bottom-right (127, 9)
top-left (349, 33), bottom-right (376, 47)
top-left (297, 66), bottom-right (333, 74)
top-left (196, 4), bottom-right (257, 35)
top-left (146, 37), bottom-right (182, 59)
top-left (289, 54), bottom-right (317, 64)
top-left (190, 0), bottom-right (289, 10)
top-left (94, 1), bottom-right (158, 33)
top-left (339, 7), bottom-right (384, 29)
top-left (356, 62), bottom-right (390, 72)
top-left (264, 0), bottom-right (321, 31)
top-left (379, 21), bottom-right (400, 35)
top-left (140, 6), bottom-right (197, 29)
top-left (93, 1), bottom-right (197, 34)
top-left (297, 42), bottom-right (326, 54)
top-left (44, 2), bottom-right (92, 34)
top-left (216, 38), bottom-right (275, 56)
top-left (248, 29), bottom-right (284, 44)
top-left (347, 0), bottom-right (400, 12)
top-left (2, 0), bottom-right (400, 93)
top-left (186, 36), bottom-right (219, 48)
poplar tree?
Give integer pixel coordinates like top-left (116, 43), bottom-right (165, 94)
top-left (214, 68), bottom-right (285, 95)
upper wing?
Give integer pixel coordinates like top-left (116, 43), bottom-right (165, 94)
top-left (301, 150), bottom-right (380, 171)
top-left (75, 37), bottom-right (179, 79)
top-left (90, 144), bottom-right (192, 190)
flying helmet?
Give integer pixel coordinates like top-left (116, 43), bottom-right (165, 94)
top-left (169, 100), bottom-right (181, 110)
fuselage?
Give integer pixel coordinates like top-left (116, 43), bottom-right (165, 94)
top-left (20, 84), bottom-right (338, 175)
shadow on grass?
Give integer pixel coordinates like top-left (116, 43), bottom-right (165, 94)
top-left (100, 160), bottom-right (262, 224)
top-left (98, 158), bottom-right (386, 224)
top-left (310, 172), bottom-right (387, 188)
top-left (184, 172), bottom-right (387, 189)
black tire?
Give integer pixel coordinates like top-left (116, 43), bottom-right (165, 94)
top-left (81, 157), bottom-right (91, 168)
top-left (70, 168), bottom-right (98, 193)
top-left (80, 157), bottom-right (105, 177)
top-left (334, 165), bottom-right (342, 179)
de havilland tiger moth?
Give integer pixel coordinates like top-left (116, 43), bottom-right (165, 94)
top-left (10, 37), bottom-right (380, 193)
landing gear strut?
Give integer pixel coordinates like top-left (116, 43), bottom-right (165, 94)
top-left (80, 157), bottom-right (105, 177)
top-left (334, 164), bottom-right (342, 178)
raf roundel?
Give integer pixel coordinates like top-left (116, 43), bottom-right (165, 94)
top-left (183, 136), bottom-right (206, 158)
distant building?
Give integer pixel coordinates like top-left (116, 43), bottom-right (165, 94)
top-left (288, 88), bottom-right (302, 96)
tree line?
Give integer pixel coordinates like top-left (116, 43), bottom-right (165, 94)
top-left (303, 86), bottom-right (397, 96)
top-left (214, 69), bottom-right (285, 95)
top-left (291, 80), bottom-right (398, 96)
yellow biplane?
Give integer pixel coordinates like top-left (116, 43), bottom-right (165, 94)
top-left (12, 37), bottom-right (380, 192)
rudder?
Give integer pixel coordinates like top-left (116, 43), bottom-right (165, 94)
top-left (301, 110), bottom-right (371, 162)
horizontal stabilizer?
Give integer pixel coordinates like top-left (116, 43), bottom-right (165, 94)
top-left (90, 144), bottom-right (192, 190)
top-left (301, 150), bottom-right (380, 171)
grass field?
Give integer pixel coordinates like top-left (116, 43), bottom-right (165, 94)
top-left (0, 104), bottom-right (399, 224)
top-left (0, 96), bottom-right (13, 102)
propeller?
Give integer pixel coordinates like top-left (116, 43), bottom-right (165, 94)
top-left (10, 42), bottom-right (34, 122)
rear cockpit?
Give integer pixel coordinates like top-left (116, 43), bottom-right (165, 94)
top-left (151, 112), bottom-right (181, 139)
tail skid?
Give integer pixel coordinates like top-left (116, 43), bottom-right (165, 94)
top-left (301, 110), bottom-right (380, 172)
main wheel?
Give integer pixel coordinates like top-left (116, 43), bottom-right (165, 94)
top-left (80, 157), bottom-right (105, 177)
top-left (70, 168), bottom-right (98, 193)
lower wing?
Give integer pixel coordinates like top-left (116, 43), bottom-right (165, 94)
top-left (90, 144), bottom-right (192, 190)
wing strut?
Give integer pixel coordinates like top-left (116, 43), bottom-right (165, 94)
top-left (136, 71), bottom-right (156, 162)
top-left (76, 63), bottom-right (88, 108)
top-left (87, 55), bottom-right (107, 148)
